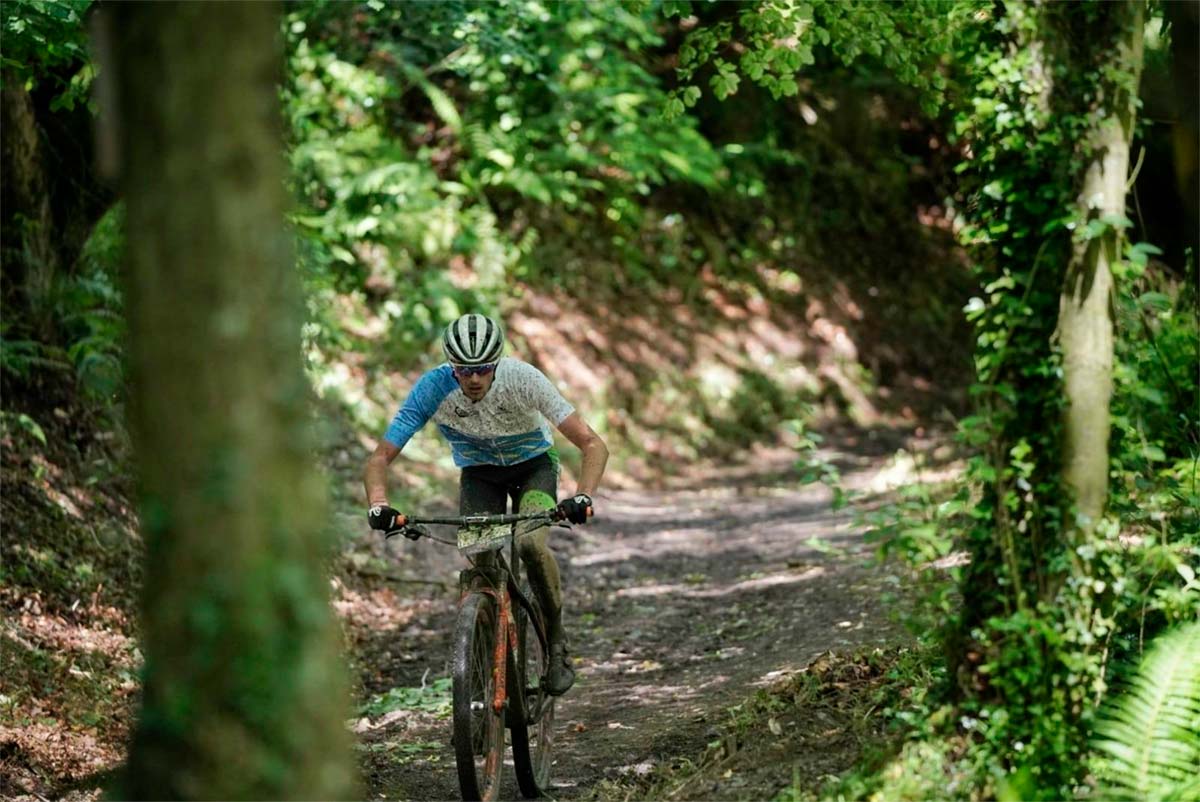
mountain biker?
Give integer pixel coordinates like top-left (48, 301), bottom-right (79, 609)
top-left (363, 313), bottom-right (609, 696)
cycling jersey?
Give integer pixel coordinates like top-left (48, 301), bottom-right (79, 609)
top-left (383, 357), bottom-right (575, 467)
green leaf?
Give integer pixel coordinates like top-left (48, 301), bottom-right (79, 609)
top-left (1092, 623), bottom-right (1200, 801)
top-left (1138, 292), bottom-right (1172, 313)
top-left (711, 68), bottom-right (740, 100)
top-left (6, 412), bottom-right (48, 445)
top-left (662, 0), bottom-right (693, 19)
top-left (1129, 241), bottom-right (1164, 257)
top-left (1140, 444), bottom-right (1167, 462)
top-left (485, 148), bottom-right (515, 169)
top-left (421, 81), bottom-right (462, 135)
top-left (1134, 385), bottom-right (1165, 405)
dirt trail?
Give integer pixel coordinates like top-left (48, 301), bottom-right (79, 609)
top-left (354, 446), bottom-right (909, 800)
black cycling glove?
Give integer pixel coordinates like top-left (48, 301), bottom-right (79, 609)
top-left (368, 504), bottom-right (404, 532)
top-left (557, 493), bottom-right (593, 524)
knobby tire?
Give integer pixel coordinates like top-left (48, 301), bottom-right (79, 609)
top-left (510, 581), bottom-right (555, 798)
top-left (452, 592), bottom-right (504, 802)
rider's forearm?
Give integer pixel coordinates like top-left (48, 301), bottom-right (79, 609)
top-left (575, 437), bottom-right (608, 498)
top-left (363, 457), bottom-right (391, 506)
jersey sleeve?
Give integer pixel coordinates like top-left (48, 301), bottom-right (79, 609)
top-left (519, 362), bottom-right (575, 425)
top-left (383, 366), bottom-right (457, 449)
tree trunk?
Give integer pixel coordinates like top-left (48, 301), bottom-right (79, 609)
top-left (106, 3), bottom-right (356, 797)
top-left (1057, 0), bottom-right (1144, 535)
top-left (1, 78), bottom-right (60, 328)
top-left (1, 65), bottom-right (113, 339)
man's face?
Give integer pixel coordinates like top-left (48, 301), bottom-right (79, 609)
top-left (453, 363), bottom-right (497, 401)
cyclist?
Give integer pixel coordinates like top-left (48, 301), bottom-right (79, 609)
top-left (364, 313), bottom-right (608, 696)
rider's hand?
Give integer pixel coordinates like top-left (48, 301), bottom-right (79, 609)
top-left (557, 493), bottom-right (593, 524)
top-left (368, 504), bottom-right (405, 532)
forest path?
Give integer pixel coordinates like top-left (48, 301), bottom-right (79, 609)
top-left (352, 443), bottom-right (914, 801)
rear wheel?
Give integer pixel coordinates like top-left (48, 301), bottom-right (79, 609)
top-left (511, 586), bottom-right (555, 798)
top-left (452, 592), bottom-right (505, 801)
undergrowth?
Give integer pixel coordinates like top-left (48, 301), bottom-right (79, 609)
top-left (591, 644), bottom-right (947, 802)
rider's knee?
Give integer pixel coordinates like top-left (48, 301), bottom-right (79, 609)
top-left (516, 531), bottom-right (550, 565)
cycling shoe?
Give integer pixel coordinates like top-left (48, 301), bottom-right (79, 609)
top-left (546, 641), bottom-right (575, 696)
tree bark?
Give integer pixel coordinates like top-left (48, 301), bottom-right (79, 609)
top-left (1, 64), bottom-right (113, 338)
top-left (1057, 0), bottom-right (1144, 534)
top-left (107, 3), bottom-right (356, 797)
top-left (1, 78), bottom-right (60, 327)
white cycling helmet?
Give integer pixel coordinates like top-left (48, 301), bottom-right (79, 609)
top-left (442, 313), bottom-right (505, 366)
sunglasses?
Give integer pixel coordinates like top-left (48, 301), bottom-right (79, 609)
top-left (453, 363), bottom-right (497, 377)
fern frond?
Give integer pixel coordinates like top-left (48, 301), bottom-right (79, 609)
top-left (1091, 622), bottom-right (1200, 802)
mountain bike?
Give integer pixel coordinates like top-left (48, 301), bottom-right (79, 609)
top-left (386, 509), bottom-right (565, 801)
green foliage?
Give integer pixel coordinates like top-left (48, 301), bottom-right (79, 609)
top-left (666, 0), bottom-right (971, 115)
top-left (283, 0), bottom-right (726, 378)
top-left (861, 476), bottom-right (962, 639)
top-left (791, 420), bottom-right (847, 510)
top-left (924, 2), bottom-right (1195, 796)
top-left (0, 409), bottom-right (47, 445)
top-left (1091, 622), bottom-right (1200, 802)
top-left (61, 205), bottom-right (125, 401)
top-left (360, 677), bottom-right (453, 719)
top-left (1, 205), bottom-right (124, 403)
top-left (0, 335), bottom-right (59, 379)
top-left (0, 0), bottom-right (93, 111)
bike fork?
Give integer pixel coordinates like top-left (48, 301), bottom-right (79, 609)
top-left (491, 591), bottom-right (514, 716)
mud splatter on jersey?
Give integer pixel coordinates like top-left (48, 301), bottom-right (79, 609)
top-left (383, 357), bottom-right (575, 467)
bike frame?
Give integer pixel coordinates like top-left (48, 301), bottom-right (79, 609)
top-left (390, 510), bottom-right (559, 721)
top-left (472, 572), bottom-right (517, 716)
top-left (387, 508), bottom-right (562, 800)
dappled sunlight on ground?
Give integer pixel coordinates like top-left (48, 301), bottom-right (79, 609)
top-left (1, 588), bottom-right (138, 800)
top-left (613, 566), bottom-right (826, 600)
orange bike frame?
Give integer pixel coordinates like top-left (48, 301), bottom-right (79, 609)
top-left (469, 583), bottom-right (520, 716)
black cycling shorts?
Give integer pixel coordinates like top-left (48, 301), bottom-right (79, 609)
top-left (459, 450), bottom-right (560, 516)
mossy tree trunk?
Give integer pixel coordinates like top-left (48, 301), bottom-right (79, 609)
top-left (107, 3), bottom-right (356, 797)
top-left (1057, 0), bottom-right (1144, 538)
top-left (951, 2), bottom-right (1149, 727)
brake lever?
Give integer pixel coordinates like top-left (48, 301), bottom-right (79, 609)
top-left (385, 524), bottom-right (427, 541)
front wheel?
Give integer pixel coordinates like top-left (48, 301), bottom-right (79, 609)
top-left (510, 585), bottom-right (555, 798)
top-left (452, 592), bottom-right (505, 801)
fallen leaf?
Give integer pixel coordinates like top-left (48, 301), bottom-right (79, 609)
top-left (768, 717), bottom-right (782, 736)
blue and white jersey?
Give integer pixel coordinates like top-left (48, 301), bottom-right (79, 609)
top-left (383, 358), bottom-right (575, 467)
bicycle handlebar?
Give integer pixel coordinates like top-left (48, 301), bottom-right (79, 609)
top-left (384, 508), bottom-right (564, 540)
top-left (398, 509), bottom-right (563, 528)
